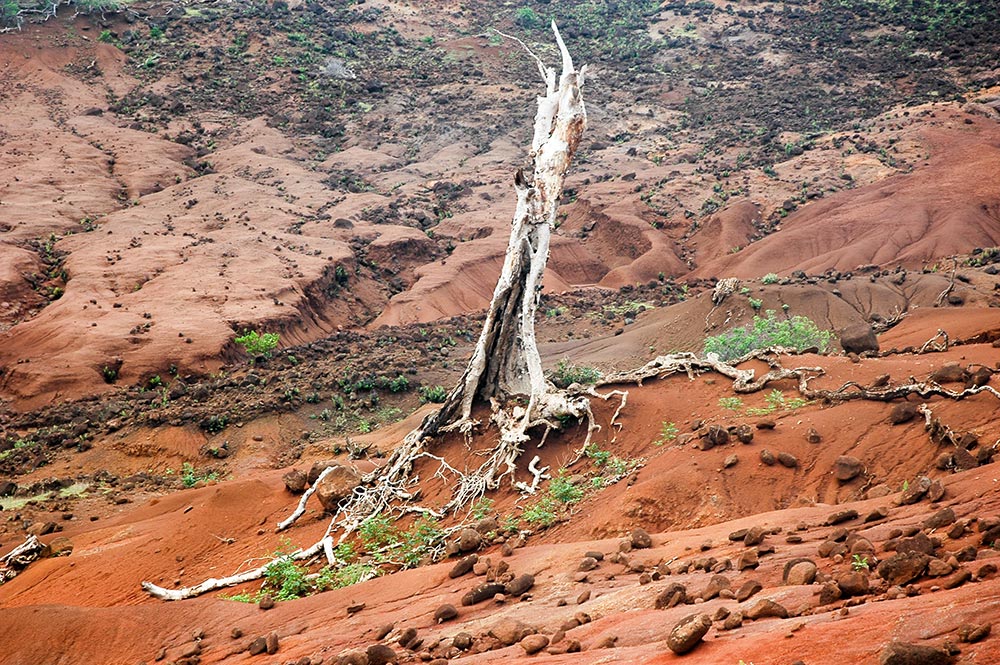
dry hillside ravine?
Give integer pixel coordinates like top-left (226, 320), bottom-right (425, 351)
top-left (1, 1), bottom-right (1000, 664)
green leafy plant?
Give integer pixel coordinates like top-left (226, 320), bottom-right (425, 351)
top-left (656, 421), bottom-right (679, 445)
top-left (471, 497), bottom-right (495, 520)
top-left (181, 462), bottom-right (219, 488)
top-left (514, 6), bottom-right (541, 28)
top-left (263, 554), bottom-right (311, 600)
top-left (851, 554), bottom-right (870, 571)
top-left (703, 310), bottom-right (832, 361)
top-left (550, 359), bottom-right (601, 388)
top-left (419, 385), bottom-right (448, 403)
top-left (549, 474), bottom-right (584, 504)
top-left (761, 272), bottom-right (780, 284)
top-left (719, 396), bottom-right (744, 411)
top-left (234, 330), bottom-right (280, 360)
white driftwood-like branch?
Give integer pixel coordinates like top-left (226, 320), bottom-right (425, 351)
top-left (276, 465), bottom-right (336, 532)
top-left (142, 540), bottom-right (326, 601)
top-left (0, 535), bottom-right (44, 584)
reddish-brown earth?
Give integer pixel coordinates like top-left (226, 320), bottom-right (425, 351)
top-left (2, 1), bottom-right (1000, 664)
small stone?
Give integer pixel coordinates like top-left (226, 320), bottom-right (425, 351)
top-left (231, 628), bottom-right (243, 639)
top-left (505, 574), bottom-right (535, 596)
top-left (958, 623), bottom-right (991, 643)
top-left (434, 604), bottom-right (458, 623)
top-left (374, 624), bottom-right (394, 640)
top-left (449, 554), bottom-right (477, 578)
top-left (889, 403), bottom-right (918, 425)
top-left (366, 644), bottom-right (398, 665)
top-left (827, 509), bottom-right (860, 525)
top-left (835, 456), bottom-right (864, 482)
top-left (745, 599), bottom-right (788, 620)
top-left (836, 571), bottom-right (870, 597)
top-left (786, 561), bottom-right (818, 586)
top-left (744, 526), bottom-right (767, 546)
top-left (248, 637), bottom-right (267, 656)
top-left (655, 583), bottom-right (687, 609)
top-left (736, 579), bottom-right (763, 602)
top-left (397, 627), bottom-right (418, 649)
top-left (723, 611), bottom-right (744, 630)
top-left (806, 427), bottom-right (822, 444)
top-left (877, 552), bottom-right (930, 586)
top-left (865, 507), bottom-right (890, 523)
top-left (879, 641), bottom-right (953, 665)
top-left (461, 583), bottom-right (506, 606)
top-left (266, 632), bottom-right (279, 655)
top-left (490, 619), bottom-right (532, 646)
top-left (777, 451), bottom-right (799, 468)
top-left (943, 568), bottom-right (972, 589)
top-left (520, 634), bottom-right (549, 655)
top-left (631, 528), bottom-right (653, 549)
top-left (818, 582), bottom-right (842, 605)
top-left (760, 449), bottom-right (777, 465)
top-left (258, 595), bottom-right (275, 610)
top-left (756, 420), bottom-right (776, 430)
top-left (899, 476), bottom-right (932, 505)
top-left (452, 633), bottom-right (473, 651)
top-left (723, 454), bottom-right (739, 468)
top-left (577, 590), bottom-right (591, 604)
top-left (666, 613), bottom-right (712, 655)
top-left (737, 549), bottom-right (759, 570)
top-left (700, 574), bottom-right (731, 601)
top-left (457, 528), bottom-right (483, 553)
top-left (282, 469), bottom-right (308, 494)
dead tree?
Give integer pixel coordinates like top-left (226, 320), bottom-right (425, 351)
top-left (143, 22), bottom-right (596, 600)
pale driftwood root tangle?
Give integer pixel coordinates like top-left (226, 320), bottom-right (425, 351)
top-left (0, 535), bottom-right (45, 584)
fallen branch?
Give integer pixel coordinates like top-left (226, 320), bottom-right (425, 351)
top-left (0, 535), bottom-right (44, 584)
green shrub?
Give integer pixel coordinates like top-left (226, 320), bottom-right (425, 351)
top-left (514, 6), bottom-right (541, 28)
top-left (263, 555), bottom-right (311, 600)
top-left (550, 359), bottom-right (601, 388)
top-left (388, 375), bottom-right (410, 393)
top-left (703, 310), bottom-right (832, 361)
top-left (549, 475), bottom-right (584, 504)
top-left (655, 421), bottom-right (678, 445)
top-left (419, 385), bottom-right (448, 403)
top-left (181, 462), bottom-right (219, 488)
top-left (234, 330), bottom-right (279, 359)
top-left (761, 272), bottom-right (780, 284)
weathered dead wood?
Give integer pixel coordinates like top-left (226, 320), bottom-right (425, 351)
top-left (0, 535), bottom-right (45, 584)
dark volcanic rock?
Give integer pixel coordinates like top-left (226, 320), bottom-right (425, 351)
top-left (840, 323), bottom-right (879, 354)
top-left (877, 552), bottom-right (930, 586)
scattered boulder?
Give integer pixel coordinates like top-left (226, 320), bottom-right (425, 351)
top-left (744, 526), bottom-right (767, 547)
top-left (631, 528), bottom-right (653, 549)
top-left (456, 528), bottom-right (483, 553)
top-left (434, 604), bottom-right (458, 623)
top-left (265, 632), bottom-right (279, 655)
top-left (760, 449), bottom-right (776, 466)
top-left (46, 536), bottom-right (74, 557)
top-left (314, 464), bottom-right (363, 512)
top-left (449, 554), bottom-right (477, 578)
top-left (0, 481), bottom-right (15, 497)
top-left (282, 469), bottom-right (307, 494)
top-left (666, 614), bottom-right (712, 655)
top-left (840, 323), bottom-right (879, 354)
top-left (505, 574), bottom-right (535, 596)
top-left (655, 583), bottom-right (687, 609)
top-left (834, 456), bottom-right (864, 482)
top-left (806, 427), bottom-right (822, 444)
top-left (923, 508), bottom-right (956, 530)
top-left (777, 452), bottom-right (799, 468)
top-left (461, 583), bottom-right (506, 606)
top-left (366, 644), bottom-right (398, 665)
top-left (786, 560), bottom-right (817, 586)
top-left (700, 574), bottom-right (731, 601)
top-left (490, 619), bottom-right (533, 646)
top-left (899, 477), bottom-right (932, 505)
top-left (736, 579), bottom-right (763, 602)
top-left (248, 637), bottom-right (267, 656)
top-left (929, 363), bottom-right (968, 384)
top-left (520, 634), bottom-right (549, 655)
top-left (889, 403), bottom-right (918, 425)
top-left (879, 641), bottom-right (954, 665)
top-left (826, 509), bottom-right (859, 525)
top-left (836, 571), bottom-right (870, 597)
top-left (745, 599), bottom-right (789, 620)
top-left (877, 552), bottom-right (930, 586)
top-left (957, 623), bottom-right (991, 643)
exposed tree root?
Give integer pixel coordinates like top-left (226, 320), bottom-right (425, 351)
top-left (0, 535), bottom-right (44, 584)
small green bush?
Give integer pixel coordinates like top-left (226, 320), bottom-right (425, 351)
top-left (655, 421), bottom-right (678, 445)
top-left (549, 475), bottom-right (584, 504)
top-left (550, 359), bottom-right (601, 388)
top-left (703, 310), bottom-right (832, 361)
top-left (514, 6), bottom-right (541, 28)
top-left (234, 330), bottom-right (279, 359)
top-left (761, 272), bottom-right (780, 284)
top-left (419, 385), bottom-right (448, 403)
top-left (263, 555), bottom-right (311, 600)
